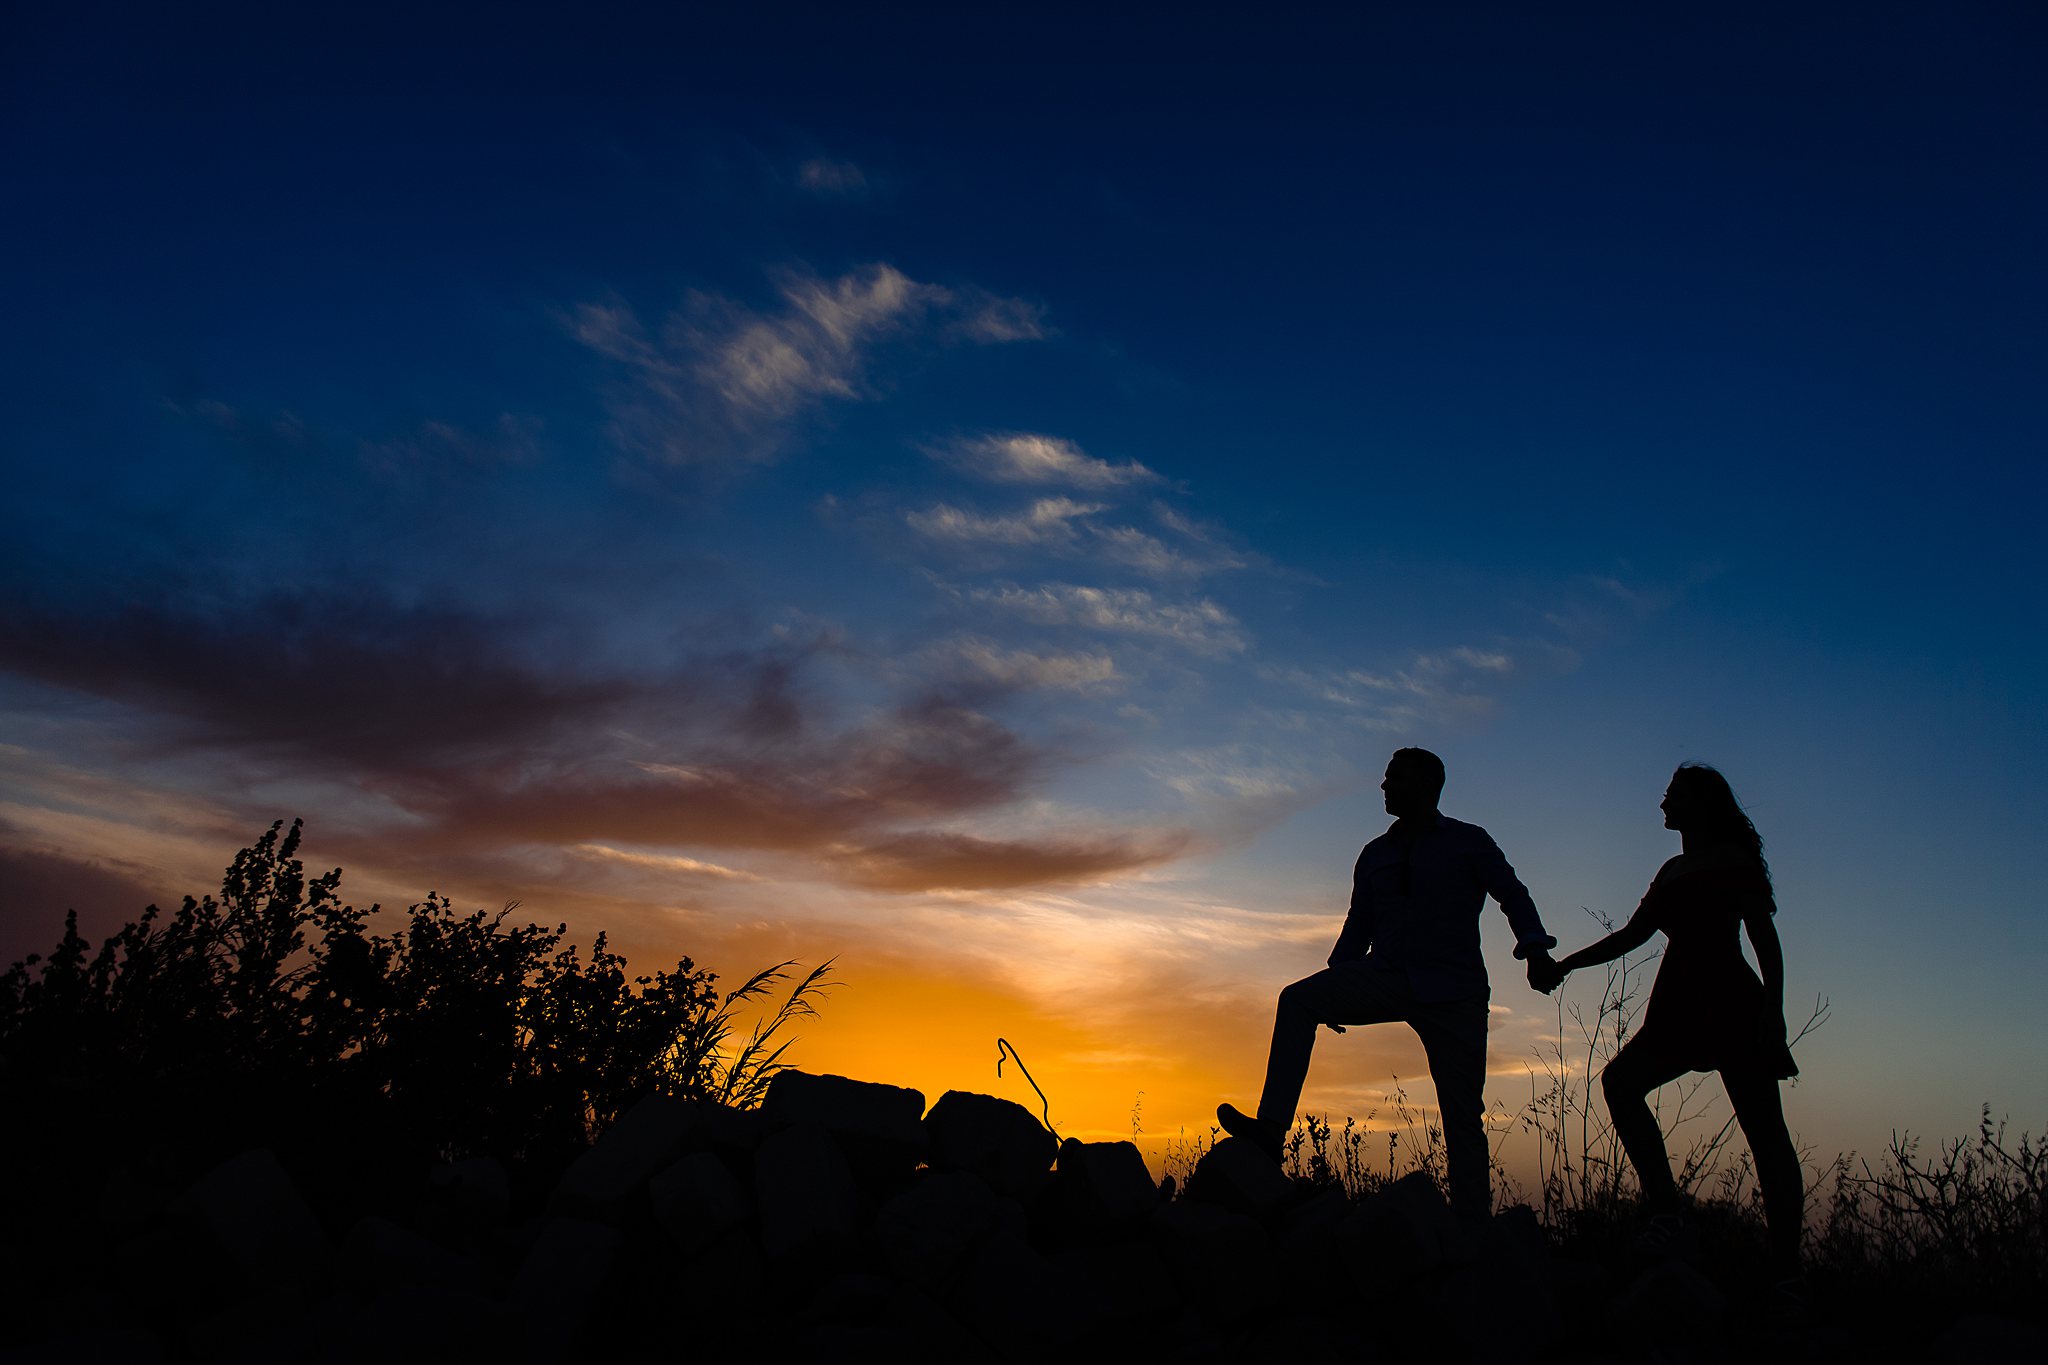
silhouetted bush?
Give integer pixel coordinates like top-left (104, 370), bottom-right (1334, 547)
top-left (0, 820), bottom-right (828, 1226)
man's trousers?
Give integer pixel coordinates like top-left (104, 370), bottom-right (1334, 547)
top-left (1254, 958), bottom-right (1491, 1221)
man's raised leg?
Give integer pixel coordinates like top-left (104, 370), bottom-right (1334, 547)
top-left (1221, 961), bottom-right (1408, 1160)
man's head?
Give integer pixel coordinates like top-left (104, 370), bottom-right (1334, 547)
top-left (1382, 747), bottom-right (1446, 820)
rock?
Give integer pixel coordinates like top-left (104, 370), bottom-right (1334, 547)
top-left (1340, 1170), bottom-right (1458, 1277)
top-left (923, 1090), bottom-right (1058, 1198)
top-left (170, 1148), bottom-right (327, 1286)
top-left (550, 1093), bottom-right (698, 1219)
top-left (754, 1122), bottom-right (860, 1261)
top-left (798, 1270), bottom-right (897, 1328)
top-left (1146, 1197), bottom-right (1279, 1328)
top-left (1183, 1135), bottom-right (1297, 1218)
top-left (950, 1231), bottom-right (1063, 1360)
top-left (672, 1098), bottom-right (777, 1157)
top-left (669, 1237), bottom-right (771, 1334)
top-left (873, 1172), bottom-right (1027, 1295)
top-left (428, 1157), bottom-right (510, 1228)
top-left (789, 1279), bottom-right (978, 1361)
top-left (762, 1071), bottom-right (927, 1192)
top-left (1274, 1183), bottom-right (1353, 1297)
top-left (1038, 1138), bottom-right (1158, 1244)
top-left (761, 1070), bottom-right (926, 1148)
top-left (649, 1149), bottom-right (750, 1250)
top-left (507, 1215), bottom-right (622, 1361)
top-left (340, 1215), bottom-right (486, 1296)
top-left (344, 1285), bottom-right (510, 1359)
top-left (1046, 1240), bottom-right (1175, 1336)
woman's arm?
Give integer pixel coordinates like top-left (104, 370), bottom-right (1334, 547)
top-left (1742, 891), bottom-right (1786, 1014)
top-left (1553, 914), bottom-right (1657, 977)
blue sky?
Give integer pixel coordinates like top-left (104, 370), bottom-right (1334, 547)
top-left (3, 2), bottom-right (2043, 1172)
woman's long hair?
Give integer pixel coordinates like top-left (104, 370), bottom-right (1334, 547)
top-left (1672, 763), bottom-right (1772, 893)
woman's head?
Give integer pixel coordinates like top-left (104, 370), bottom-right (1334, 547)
top-left (1662, 763), bottom-right (1768, 875)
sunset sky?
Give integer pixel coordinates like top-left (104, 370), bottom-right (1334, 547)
top-left (4, 3), bottom-right (2043, 1186)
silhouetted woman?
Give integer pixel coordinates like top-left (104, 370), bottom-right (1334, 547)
top-left (1540, 764), bottom-right (1803, 1280)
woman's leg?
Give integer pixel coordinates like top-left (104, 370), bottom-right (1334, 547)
top-left (1601, 1037), bottom-right (1690, 1212)
top-left (1724, 1068), bottom-right (1803, 1276)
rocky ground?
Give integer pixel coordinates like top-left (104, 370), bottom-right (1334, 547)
top-left (5, 1069), bottom-right (2040, 1363)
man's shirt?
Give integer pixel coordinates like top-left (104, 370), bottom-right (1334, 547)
top-left (1329, 812), bottom-right (1554, 1003)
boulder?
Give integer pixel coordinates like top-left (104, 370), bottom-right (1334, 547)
top-left (1146, 1197), bottom-right (1279, 1327)
top-left (169, 1148), bottom-right (327, 1287)
top-left (923, 1090), bottom-right (1058, 1198)
top-left (507, 1215), bottom-right (622, 1360)
top-left (761, 1070), bottom-right (927, 1148)
top-left (762, 1071), bottom-right (927, 1191)
top-left (1037, 1138), bottom-right (1158, 1244)
top-left (340, 1214), bottom-right (486, 1297)
top-left (343, 1285), bottom-right (510, 1359)
top-left (1183, 1135), bottom-right (1296, 1218)
top-left (754, 1122), bottom-right (861, 1261)
top-left (950, 1231), bottom-right (1063, 1360)
top-left (428, 1156), bottom-right (510, 1228)
top-left (872, 1171), bottom-right (1027, 1295)
top-left (1275, 1183), bottom-right (1353, 1296)
top-left (1046, 1240), bottom-right (1174, 1337)
top-left (550, 1093), bottom-right (698, 1219)
top-left (671, 1098), bottom-right (777, 1157)
top-left (649, 1149), bottom-right (750, 1250)
top-left (1340, 1171), bottom-right (1458, 1277)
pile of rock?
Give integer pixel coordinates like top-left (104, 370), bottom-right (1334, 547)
top-left (30, 1069), bottom-right (1552, 1363)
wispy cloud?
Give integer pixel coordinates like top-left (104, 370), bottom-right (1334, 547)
top-left (949, 291), bottom-right (1050, 343)
top-left (571, 844), bottom-right (758, 880)
top-left (968, 583), bottom-right (1247, 655)
top-left (931, 432), bottom-right (1157, 489)
top-left (795, 157), bottom-right (868, 195)
top-left (1093, 524), bottom-right (1246, 578)
top-left (906, 497), bottom-right (1105, 546)
top-left (699, 265), bottom-right (940, 419)
top-left (1265, 640), bottom-right (1578, 734)
top-left (359, 414), bottom-right (543, 474)
top-left (570, 264), bottom-right (1045, 469)
top-left (924, 637), bottom-right (1120, 694)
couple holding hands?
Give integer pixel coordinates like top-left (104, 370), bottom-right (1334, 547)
top-left (1218, 748), bottom-right (1802, 1282)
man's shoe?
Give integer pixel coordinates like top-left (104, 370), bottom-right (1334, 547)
top-left (1216, 1103), bottom-right (1284, 1163)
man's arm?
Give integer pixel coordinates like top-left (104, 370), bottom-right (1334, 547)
top-left (1328, 846), bottom-right (1375, 965)
top-left (1473, 833), bottom-right (1555, 961)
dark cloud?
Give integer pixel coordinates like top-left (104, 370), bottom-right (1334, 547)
top-left (1, 587), bottom-right (1188, 894)
top-left (396, 694), bottom-right (1042, 855)
top-left (830, 829), bottom-right (1190, 892)
top-left (0, 592), bottom-right (633, 773)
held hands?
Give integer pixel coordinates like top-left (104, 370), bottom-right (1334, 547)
top-left (1526, 950), bottom-right (1567, 995)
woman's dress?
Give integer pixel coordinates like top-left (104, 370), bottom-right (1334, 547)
top-left (1623, 850), bottom-right (1797, 1079)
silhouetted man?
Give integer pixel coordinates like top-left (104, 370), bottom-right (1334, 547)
top-left (1219, 747), bottom-right (1556, 1224)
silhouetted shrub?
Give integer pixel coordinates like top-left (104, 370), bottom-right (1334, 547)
top-left (0, 820), bottom-right (829, 1223)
